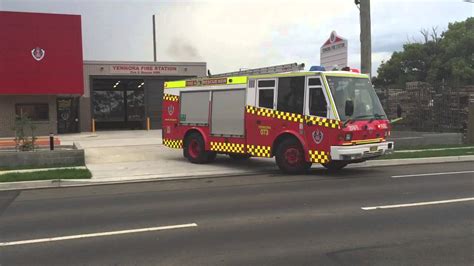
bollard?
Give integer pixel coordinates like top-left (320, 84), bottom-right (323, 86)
top-left (147, 117), bottom-right (151, 131)
top-left (92, 118), bottom-right (96, 133)
top-left (49, 133), bottom-right (54, 151)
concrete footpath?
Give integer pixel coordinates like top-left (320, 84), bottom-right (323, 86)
top-left (1, 130), bottom-right (473, 191)
top-left (59, 130), bottom-right (279, 179)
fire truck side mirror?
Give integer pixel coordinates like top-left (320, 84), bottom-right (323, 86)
top-left (345, 99), bottom-right (354, 117)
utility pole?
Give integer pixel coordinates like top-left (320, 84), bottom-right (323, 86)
top-left (356, 0), bottom-right (372, 77)
top-left (152, 14), bottom-right (157, 62)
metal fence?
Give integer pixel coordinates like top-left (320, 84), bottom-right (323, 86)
top-left (375, 82), bottom-right (474, 133)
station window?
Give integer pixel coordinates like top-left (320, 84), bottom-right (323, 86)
top-left (277, 76), bottom-right (305, 114)
top-left (15, 103), bottom-right (49, 121)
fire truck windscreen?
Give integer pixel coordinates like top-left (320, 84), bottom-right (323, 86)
top-left (326, 76), bottom-right (387, 121)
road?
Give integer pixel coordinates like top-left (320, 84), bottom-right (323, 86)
top-left (0, 162), bottom-right (473, 265)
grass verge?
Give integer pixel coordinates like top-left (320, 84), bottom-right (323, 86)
top-left (0, 169), bottom-right (92, 183)
top-left (395, 144), bottom-right (473, 151)
top-left (379, 146), bottom-right (474, 159)
top-left (0, 163), bottom-right (84, 171)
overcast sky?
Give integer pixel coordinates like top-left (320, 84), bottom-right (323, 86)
top-left (1, 0), bottom-right (472, 75)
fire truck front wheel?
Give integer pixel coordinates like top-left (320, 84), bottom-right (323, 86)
top-left (184, 132), bottom-right (216, 164)
top-left (275, 138), bottom-right (312, 174)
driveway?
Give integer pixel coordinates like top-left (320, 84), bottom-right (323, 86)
top-left (60, 130), bottom-right (278, 180)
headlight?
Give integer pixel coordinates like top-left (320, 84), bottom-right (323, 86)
top-left (345, 133), bottom-right (352, 141)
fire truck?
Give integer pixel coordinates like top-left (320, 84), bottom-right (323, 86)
top-left (162, 65), bottom-right (394, 173)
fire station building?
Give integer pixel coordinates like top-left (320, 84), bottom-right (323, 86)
top-left (0, 11), bottom-right (206, 137)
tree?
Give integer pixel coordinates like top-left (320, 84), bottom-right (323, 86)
top-left (374, 17), bottom-right (473, 87)
top-left (437, 17), bottom-right (474, 85)
top-left (11, 115), bottom-right (37, 151)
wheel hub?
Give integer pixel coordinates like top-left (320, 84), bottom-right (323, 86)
top-left (188, 139), bottom-right (200, 158)
top-left (284, 147), bottom-right (301, 166)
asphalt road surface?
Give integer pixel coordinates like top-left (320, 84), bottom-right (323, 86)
top-left (0, 162), bottom-right (473, 266)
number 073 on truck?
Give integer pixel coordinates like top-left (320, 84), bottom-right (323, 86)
top-left (162, 68), bottom-right (394, 174)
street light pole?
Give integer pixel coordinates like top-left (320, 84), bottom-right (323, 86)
top-left (152, 14), bottom-right (157, 62)
top-left (357, 0), bottom-right (372, 77)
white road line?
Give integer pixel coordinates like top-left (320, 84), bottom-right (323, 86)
top-left (362, 197), bottom-right (474, 211)
top-left (0, 223), bottom-right (198, 247)
top-left (391, 170), bottom-right (474, 178)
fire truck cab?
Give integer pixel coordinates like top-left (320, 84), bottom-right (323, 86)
top-left (162, 69), bottom-right (394, 173)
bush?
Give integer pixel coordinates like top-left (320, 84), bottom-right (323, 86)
top-left (12, 115), bottom-right (37, 151)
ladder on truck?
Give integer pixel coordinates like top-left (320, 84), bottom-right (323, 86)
top-left (208, 63), bottom-right (305, 78)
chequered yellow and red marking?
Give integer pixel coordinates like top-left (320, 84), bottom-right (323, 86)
top-left (246, 106), bottom-right (339, 128)
top-left (308, 150), bottom-right (330, 164)
top-left (163, 94), bottom-right (179, 102)
top-left (246, 106), bottom-right (274, 118)
top-left (274, 110), bottom-right (304, 123)
top-left (247, 144), bottom-right (271, 157)
top-left (163, 138), bottom-right (183, 149)
top-left (246, 106), bottom-right (304, 122)
top-left (305, 116), bottom-right (340, 129)
top-left (210, 142), bottom-right (245, 154)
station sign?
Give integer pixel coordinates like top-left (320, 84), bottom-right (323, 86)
top-left (110, 65), bottom-right (179, 75)
top-left (320, 31), bottom-right (348, 70)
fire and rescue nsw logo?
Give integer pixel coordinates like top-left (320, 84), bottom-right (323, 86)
top-left (167, 105), bottom-right (175, 116)
top-left (31, 47), bottom-right (45, 61)
top-left (312, 130), bottom-right (324, 144)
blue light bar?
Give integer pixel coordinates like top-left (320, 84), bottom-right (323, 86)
top-left (309, 66), bottom-right (326, 71)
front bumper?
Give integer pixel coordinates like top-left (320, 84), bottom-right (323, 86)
top-left (330, 141), bottom-right (394, 161)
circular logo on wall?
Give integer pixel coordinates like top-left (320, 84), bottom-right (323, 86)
top-left (329, 31), bottom-right (337, 43)
top-left (61, 111), bottom-right (70, 121)
top-left (167, 105), bottom-right (175, 116)
top-left (31, 47), bottom-right (45, 61)
top-left (312, 130), bottom-right (324, 144)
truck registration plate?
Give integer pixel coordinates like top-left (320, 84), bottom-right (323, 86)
top-left (370, 146), bottom-right (378, 152)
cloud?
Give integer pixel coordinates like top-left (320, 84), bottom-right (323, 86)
top-left (153, 0), bottom-right (354, 73)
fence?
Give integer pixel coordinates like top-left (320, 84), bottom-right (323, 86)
top-left (376, 82), bottom-right (474, 134)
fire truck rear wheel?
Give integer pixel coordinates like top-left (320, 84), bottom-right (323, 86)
top-left (322, 161), bottom-right (348, 170)
top-left (275, 138), bottom-right (312, 174)
top-left (184, 132), bottom-right (215, 164)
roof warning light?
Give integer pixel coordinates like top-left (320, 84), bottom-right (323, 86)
top-left (309, 66), bottom-right (326, 71)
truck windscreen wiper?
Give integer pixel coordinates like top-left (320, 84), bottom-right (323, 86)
top-left (352, 115), bottom-right (373, 120)
top-left (369, 113), bottom-right (385, 123)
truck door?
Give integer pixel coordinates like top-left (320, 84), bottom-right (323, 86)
top-left (304, 76), bottom-right (333, 164)
top-left (245, 79), bottom-right (277, 157)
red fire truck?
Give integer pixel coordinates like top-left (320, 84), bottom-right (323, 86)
top-left (162, 68), bottom-right (394, 173)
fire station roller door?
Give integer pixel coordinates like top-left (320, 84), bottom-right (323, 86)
top-left (180, 91), bottom-right (210, 125)
top-left (211, 89), bottom-right (245, 136)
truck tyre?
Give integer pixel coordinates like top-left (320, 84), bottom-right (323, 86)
top-left (322, 161), bottom-right (348, 171)
top-left (207, 151), bottom-right (217, 162)
top-left (184, 132), bottom-right (215, 164)
top-left (275, 138), bottom-right (312, 174)
top-left (228, 153), bottom-right (250, 160)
